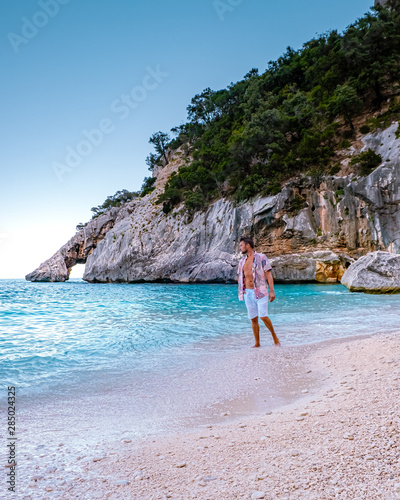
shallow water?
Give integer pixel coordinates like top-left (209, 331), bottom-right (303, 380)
top-left (1, 278), bottom-right (400, 402)
top-left (1, 279), bottom-right (400, 476)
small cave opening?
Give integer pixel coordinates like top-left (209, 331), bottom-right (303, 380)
top-left (69, 263), bottom-right (85, 280)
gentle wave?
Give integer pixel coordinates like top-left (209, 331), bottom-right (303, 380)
top-left (1, 279), bottom-right (399, 399)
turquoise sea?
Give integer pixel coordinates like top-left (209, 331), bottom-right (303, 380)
top-left (1, 278), bottom-right (400, 455)
top-left (1, 278), bottom-right (400, 401)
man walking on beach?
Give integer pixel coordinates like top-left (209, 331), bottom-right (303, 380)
top-left (237, 237), bottom-right (281, 348)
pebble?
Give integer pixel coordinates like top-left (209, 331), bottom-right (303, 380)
top-left (176, 461), bottom-right (186, 468)
top-left (114, 479), bottom-right (130, 486)
top-left (251, 491), bottom-right (266, 499)
top-left (132, 470), bottom-right (144, 480)
top-left (203, 475), bottom-right (217, 481)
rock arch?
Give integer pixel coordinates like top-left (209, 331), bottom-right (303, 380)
top-left (25, 208), bottom-right (119, 282)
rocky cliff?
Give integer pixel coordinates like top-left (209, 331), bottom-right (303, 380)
top-left (26, 122), bottom-right (400, 284)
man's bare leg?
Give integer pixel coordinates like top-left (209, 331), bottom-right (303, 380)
top-left (250, 316), bottom-right (260, 347)
top-left (260, 316), bottom-right (281, 346)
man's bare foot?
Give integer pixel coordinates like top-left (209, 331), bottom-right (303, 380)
top-left (274, 340), bottom-right (281, 347)
top-left (252, 343), bottom-right (261, 348)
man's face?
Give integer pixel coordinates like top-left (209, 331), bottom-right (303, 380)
top-left (240, 241), bottom-right (250, 254)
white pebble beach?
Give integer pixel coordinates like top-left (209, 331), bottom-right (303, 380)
top-left (18, 331), bottom-right (400, 499)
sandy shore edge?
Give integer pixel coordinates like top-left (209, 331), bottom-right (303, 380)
top-left (20, 331), bottom-right (400, 499)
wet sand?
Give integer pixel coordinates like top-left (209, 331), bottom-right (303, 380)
top-left (12, 331), bottom-right (400, 499)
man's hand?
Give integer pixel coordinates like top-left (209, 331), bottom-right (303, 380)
top-left (264, 270), bottom-right (275, 302)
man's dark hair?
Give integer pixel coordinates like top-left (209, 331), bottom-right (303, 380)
top-left (240, 236), bottom-right (255, 249)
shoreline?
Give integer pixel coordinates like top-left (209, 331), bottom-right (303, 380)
top-left (16, 329), bottom-right (400, 499)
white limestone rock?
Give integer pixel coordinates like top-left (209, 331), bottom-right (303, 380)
top-left (341, 250), bottom-right (400, 293)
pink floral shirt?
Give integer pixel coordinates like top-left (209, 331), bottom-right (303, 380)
top-left (237, 251), bottom-right (272, 301)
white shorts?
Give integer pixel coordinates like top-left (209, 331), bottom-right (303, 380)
top-left (244, 288), bottom-right (269, 320)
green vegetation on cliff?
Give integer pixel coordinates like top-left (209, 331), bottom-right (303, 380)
top-left (87, 0), bottom-right (400, 227)
top-left (150, 0), bottom-right (400, 214)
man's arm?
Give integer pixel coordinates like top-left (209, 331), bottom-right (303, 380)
top-left (265, 269), bottom-right (275, 302)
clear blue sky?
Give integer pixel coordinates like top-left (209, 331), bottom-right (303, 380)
top-left (1, 0), bottom-right (373, 279)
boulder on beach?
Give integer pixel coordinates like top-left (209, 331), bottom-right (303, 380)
top-left (270, 250), bottom-right (354, 283)
top-left (340, 250), bottom-right (400, 293)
